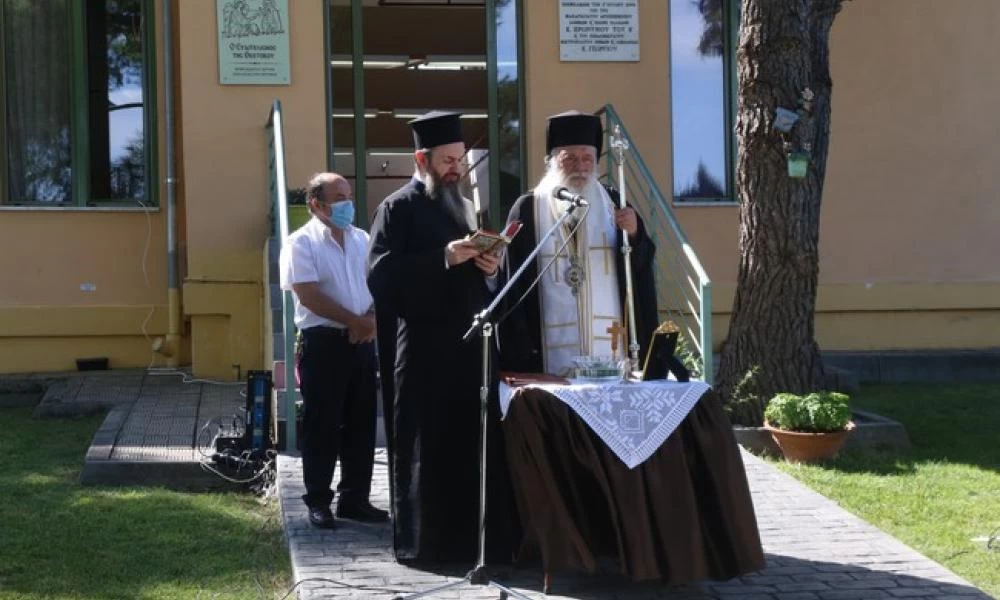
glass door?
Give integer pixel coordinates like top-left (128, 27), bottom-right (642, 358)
top-left (325, 0), bottom-right (523, 230)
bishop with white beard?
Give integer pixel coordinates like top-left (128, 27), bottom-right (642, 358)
top-left (498, 111), bottom-right (660, 377)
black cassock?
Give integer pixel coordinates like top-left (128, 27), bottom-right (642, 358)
top-left (368, 179), bottom-right (517, 565)
top-left (498, 188), bottom-right (660, 373)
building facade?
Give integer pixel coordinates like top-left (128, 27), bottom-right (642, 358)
top-left (1, 0), bottom-right (997, 379)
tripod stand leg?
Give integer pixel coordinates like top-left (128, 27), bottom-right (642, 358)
top-left (394, 323), bottom-right (539, 600)
top-left (391, 575), bottom-right (471, 600)
top-left (543, 571), bottom-right (552, 594)
top-left (488, 581), bottom-right (535, 600)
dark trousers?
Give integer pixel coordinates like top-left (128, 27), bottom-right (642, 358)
top-left (298, 327), bottom-right (377, 509)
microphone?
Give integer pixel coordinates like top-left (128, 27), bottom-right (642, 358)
top-left (553, 186), bottom-right (588, 207)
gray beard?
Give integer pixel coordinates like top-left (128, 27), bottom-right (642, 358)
top-left (425, 173), bottom-right (475, 231)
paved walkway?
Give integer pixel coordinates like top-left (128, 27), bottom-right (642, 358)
top-left (277, 450), bottom-right (993, 600)
top-left (81, 372), bottom-right (245, 487)
top-left (1, 369), bottom-right (245, 487)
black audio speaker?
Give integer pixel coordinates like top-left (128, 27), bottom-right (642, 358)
top-left (244, 370), bottom-right (274, 451)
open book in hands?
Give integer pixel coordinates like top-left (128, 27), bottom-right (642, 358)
top-left (467, 220), bottom-right (523, 256)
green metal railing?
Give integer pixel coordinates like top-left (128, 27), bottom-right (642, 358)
top-left (596, 104), bottom-right (714, 382)
top-left (266, 99), bottom-right (297, 449)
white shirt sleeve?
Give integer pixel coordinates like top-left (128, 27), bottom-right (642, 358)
top-left (485, 271), bottom-right (499, 292)
top-left (279, 236), bottom-right (319, 291)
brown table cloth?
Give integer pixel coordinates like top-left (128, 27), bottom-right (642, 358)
top-left (502, 387), bottom-right (765, 583)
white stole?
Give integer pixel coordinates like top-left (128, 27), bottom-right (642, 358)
top-left (534, 185), bottom-right (622, 376)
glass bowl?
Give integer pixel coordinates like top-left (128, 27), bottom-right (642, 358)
top-left (571, 356), bottom-right (623, 381)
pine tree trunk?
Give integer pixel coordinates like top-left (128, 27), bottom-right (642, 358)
top-left (717, 0), bottom-right (844, 426)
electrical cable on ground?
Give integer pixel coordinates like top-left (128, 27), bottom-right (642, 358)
top-left (134, 198), bottom-right (244, 386)
top-left (136, 198), bottom-right (158, 370)
top-left (147, 367), bottom-right (247, 387)
top-left (196, 406), bottom-right (277, 497)
top-left (276, 577), bottom-right (411, 600)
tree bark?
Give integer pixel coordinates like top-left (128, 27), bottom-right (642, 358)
top-left (718, 0), bottom-right (844, 425)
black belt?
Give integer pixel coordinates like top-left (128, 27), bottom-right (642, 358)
top-left (303, 326), bottom-right (349, 339)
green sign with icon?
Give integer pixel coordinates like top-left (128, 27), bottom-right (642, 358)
top-left (217, 0), bottom-right (290, 85)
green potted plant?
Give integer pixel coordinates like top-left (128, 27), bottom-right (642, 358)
top-left (763, 391), bottom-right (855, 462)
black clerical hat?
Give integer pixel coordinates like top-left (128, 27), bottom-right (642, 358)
top-left (546, 110), bottom-right (603, 157)
top-left (409, 111), bottom-right (464, 150)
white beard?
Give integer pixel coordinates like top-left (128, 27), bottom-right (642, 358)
top-left (535, 165), bottom-right (607, 229)
top-left (532, 165), bottom-right (623, 375)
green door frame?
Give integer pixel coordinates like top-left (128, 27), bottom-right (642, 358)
top-left (0, 1), bottom-right (8, 206)
top-left (484, 0), bottom-right (501, 230)
top-left (323, 0), bottom-right (334, 174)
top-left (69, 0), bottom-right (91, 205)
top-left (350, 0), bottom-right (368, 229)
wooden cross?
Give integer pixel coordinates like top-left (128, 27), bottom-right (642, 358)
top-left (606, 320), bottom-right (626, 362)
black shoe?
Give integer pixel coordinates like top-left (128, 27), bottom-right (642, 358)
top-left (307, 506), bottom-right (337, 529)
top-left (336, 499), bottom-right (389, 522)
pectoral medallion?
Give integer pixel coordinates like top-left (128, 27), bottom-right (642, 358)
top-left (565, 254), bottom-right (585, 296)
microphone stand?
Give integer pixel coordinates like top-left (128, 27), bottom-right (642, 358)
top-left (394, 196), bottom-right (588, 600)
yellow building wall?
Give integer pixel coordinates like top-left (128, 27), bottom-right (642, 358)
top-left (0, 0), bottom-right (326, 377)
top-left (175, 0), bottom-right (326, 379)
top-left (0, 1), bottom-right (172, 374)
top-left (824, 0), bottom-right (1000, 285)
top-left (816, 0), bottom-right (1000, 350)
top-left (522, 0), bottom-right (1000, 352)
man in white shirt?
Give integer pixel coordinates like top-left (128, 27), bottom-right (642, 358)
top-left (280, 172), bottom-right (388, 529)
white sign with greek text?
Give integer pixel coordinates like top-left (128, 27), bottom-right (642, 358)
top-left (560, 0), bottom-right (639, 62)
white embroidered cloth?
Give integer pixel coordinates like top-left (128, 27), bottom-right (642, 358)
top-left (499, 380), bottom-right (711, 469)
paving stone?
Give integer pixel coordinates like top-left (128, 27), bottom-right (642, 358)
top-left (742, 575), bottom-right (795, 585)
top-left (790, 573), bottom-right (855, 584)
top-left (817, 591), bottom-right (892, 600)
top-left (75, 370), bottom-right (248, 487)
top-left (775, 582), bottom-right (832, 592)
top-left (886, 589), bottom-right (945, 598)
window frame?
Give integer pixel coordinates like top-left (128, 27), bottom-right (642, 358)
top-left (669, 0), bottom-right (740, 206)
top-left (0, 0), bottom-right (158, 210)
top-left (0, 0), bottom-right (7, 207)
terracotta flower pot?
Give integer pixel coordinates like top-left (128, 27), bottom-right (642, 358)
top-left (763, 421), bottom-right (855, 463)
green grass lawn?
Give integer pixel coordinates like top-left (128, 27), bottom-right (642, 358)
top-left (0, 407), bottom-right (292, 600)
top-left (770, 383), bottom-right (1000, 598)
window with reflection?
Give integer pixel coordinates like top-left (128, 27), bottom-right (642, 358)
top-left (89, 0), bottom-right (148, 201)
top-left (1, 0), bottom-right (153, 206)
top-left (669, 0), bottom-right (735, 202)
top-left (1, 1), bottom-right (73, 203)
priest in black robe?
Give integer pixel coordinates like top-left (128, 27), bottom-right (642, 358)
top-left (367, 111), bottom-right (517, 566)
top-left (499, 111), bottom-right (659, 374)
